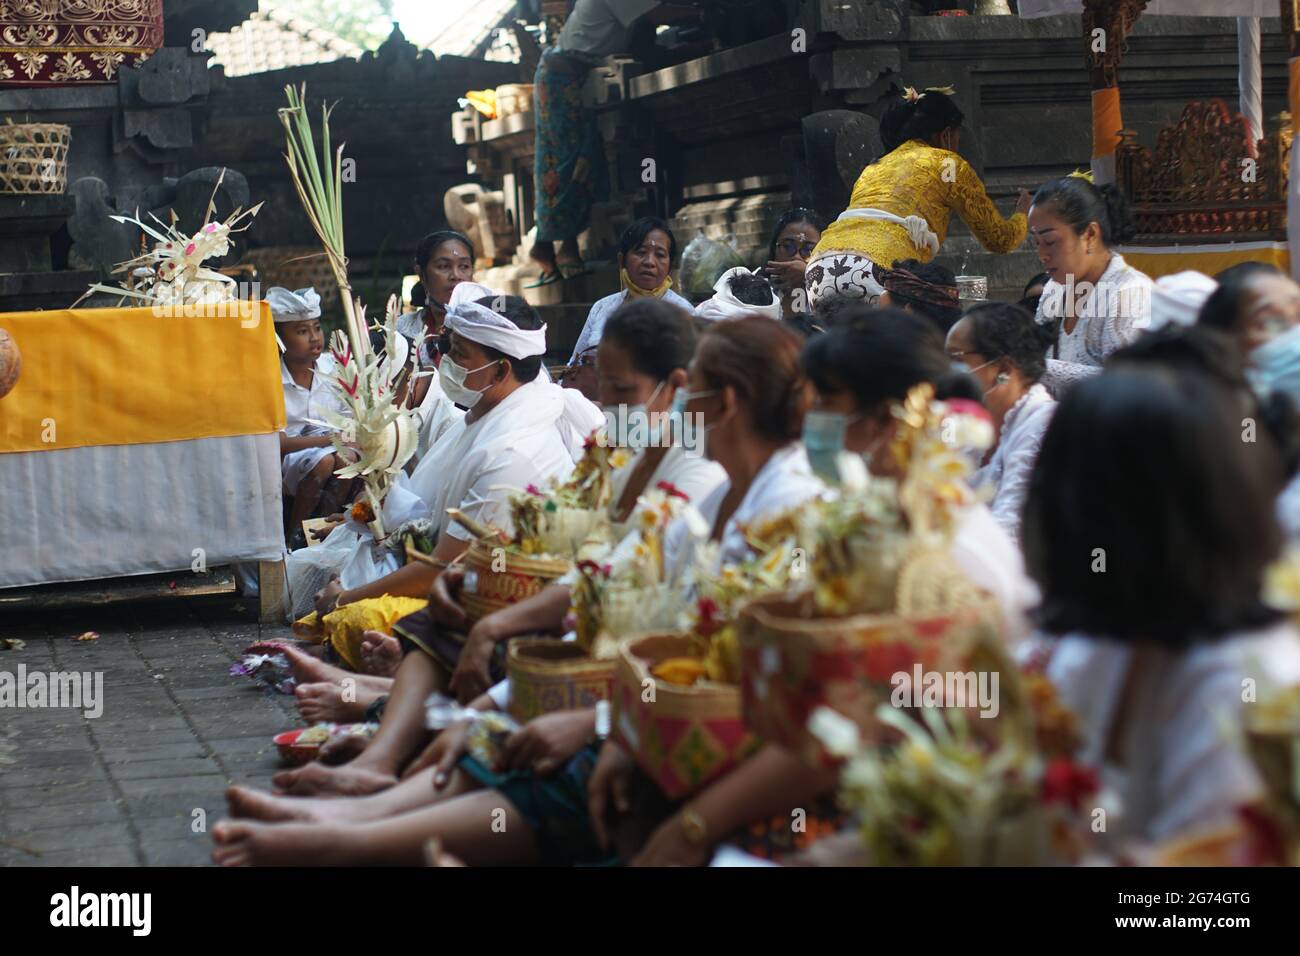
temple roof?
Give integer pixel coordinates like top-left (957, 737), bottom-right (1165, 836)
top-left (426, 0), bottom-right (519, 60)
top-left (206, 9), bottom-right (362, 77)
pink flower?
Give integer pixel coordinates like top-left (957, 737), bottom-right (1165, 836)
top-left (185, 242), bottom-right (196, 256)
top-left (656, 481), bottom-right (689, 501)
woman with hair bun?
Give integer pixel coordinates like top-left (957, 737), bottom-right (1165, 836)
top-left (805, 86), bottom-right (1031, 312)
top-left (1028, 176), bottom-right (1153, 391)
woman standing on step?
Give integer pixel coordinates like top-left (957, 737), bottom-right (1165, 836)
top-left (805, 86), bottom-right (1031, 313)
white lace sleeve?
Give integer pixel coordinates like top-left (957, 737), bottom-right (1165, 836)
top-left (987, 402), bottom-right (1054, 542)
top-left (1042, 358), bottom-right (1101, 394)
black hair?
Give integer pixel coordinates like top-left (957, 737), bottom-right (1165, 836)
top-left (410, 281), bottom-right (427, 309)
top-left (1024, 366), bottom-right (1283, 645)
top-left (812, 295), bottom-right (872, 330)
top-left (1031, 177), bottom-right (1137, 246)
top-left (1198, 261), bottom-right (1285, 335)
top-left (802, 307), bottom-right (953, 415)
top-left (471, 294), bottom-right (543, 383)
top-left (696, 317), bottom-right (810, 443)
top-left (1109, 323), bottom-right (1300, 480)
top-left (959, 301), bottom-right (1056, 383)
top-left (768, 208), bottom-right (828, 261)
top-left (618, 216), bottom-right (677, 263)
top-left (880, 89), bottom-right (965, 153)
top-left (728, 270), bottom-right (775, 307)
top-left (887, 258), bottom-right (963, 335)
top-left (783, 312), bottom-right (826, 339)
top-left (1024, 272), bottom-right (1050, 297)
top-left (415, 230), bottom-right (474, 271)
top-left (601, 298), bottom-right (698, 381)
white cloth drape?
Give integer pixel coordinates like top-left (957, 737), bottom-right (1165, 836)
top-left (0, 433), bottom-right (284, 589)
top-left (1238, 17), bottom-right (1263, 143)
top-left (1019, 0), bottom-right (1275, 16)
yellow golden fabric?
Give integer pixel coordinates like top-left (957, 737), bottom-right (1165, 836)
top-left (315, 595), bottom-right (429, 672)
top-left (812, 139), bottom-right (1027, 267)
top-left (0, 304), bottom-right (284, 454)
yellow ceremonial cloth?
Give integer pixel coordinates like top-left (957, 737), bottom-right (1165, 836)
top-left (811, 138), bottom-right (1026, 267)
top-left (1120, 242), bottom-right (1290, 280)
top-left (0, 303), bottom-right (285, 454)
top-left (620, 268), bottom-right (673, 299)
top-left (1091, 87), bottom-right (1123, 160)
top-left (305, 596), bottom-right (430, 672)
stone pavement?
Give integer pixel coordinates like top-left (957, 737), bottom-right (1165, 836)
top-left (0, 594), bottom-right (298, 866)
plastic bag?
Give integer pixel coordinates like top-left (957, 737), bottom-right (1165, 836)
top-left (678, 230), bottom-right (745, 301)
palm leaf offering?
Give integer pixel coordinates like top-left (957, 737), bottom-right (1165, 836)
top-left (278, 84), bottom-right (426, 539)
top-left (77, 167), bottom-right (263, 309)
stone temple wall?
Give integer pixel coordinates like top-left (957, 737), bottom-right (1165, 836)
top-left (187, 28), bottom-right (519, 299)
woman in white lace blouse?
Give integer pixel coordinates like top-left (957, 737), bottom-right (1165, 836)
top-left (1029, 177), bottom-right (1153, 392)
top-left (946, 301), bottom-right (1057, 542)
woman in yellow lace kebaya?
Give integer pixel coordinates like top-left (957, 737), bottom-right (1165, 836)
top-left (805, 88), bottom-right (1031, 313)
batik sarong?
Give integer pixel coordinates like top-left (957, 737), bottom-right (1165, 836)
top-left (804, 250), bottom-right (886, 314)
top-left (533, 47), bottom-right (610, 243)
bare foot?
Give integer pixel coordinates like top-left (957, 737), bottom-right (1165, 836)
top-left (294, 681), bottom-right (380, 724)
top-left (211, 819), bottom-right (351, 866)
top-left (318, 733), bottom-right (370, 766)
top-left (359, 630), bottom-right (403, 677)
top-left (225, 785), bottom-right (370, 824)
top-left (271, 760), bottom-right (397, 797)
top-left (280, 644), bottom-right (348, 685)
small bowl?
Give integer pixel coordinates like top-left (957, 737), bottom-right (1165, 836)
top-left (274, 727), bottom-right (327, 766)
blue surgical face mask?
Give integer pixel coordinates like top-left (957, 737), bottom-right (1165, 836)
top-left (803, 409), bottom-right (860, 484)
top-left (1249, 323), bottom-right (1300, 403)
top-left (676, 387), bottom-right (715, 457)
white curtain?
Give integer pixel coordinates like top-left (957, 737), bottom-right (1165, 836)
top-left (1019, 0), bottom-right (1276, 16)
top-left (0, 433), bottom-right (284, 589)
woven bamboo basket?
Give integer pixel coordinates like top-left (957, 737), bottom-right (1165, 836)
top-left (241, 246), bottom-right (342, 315)
top-left (736, 548), bottom-right (1017, 766)
top-left (0, 122), bottom-right (70, 195)
top-left (460, 537), bottom-right (571, 626)
top-left (506, 637), bottom-right (616, 723)
top-left (611, 632), bottom-right (759, 799)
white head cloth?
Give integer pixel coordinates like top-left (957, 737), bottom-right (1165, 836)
top-left (448, 281), bottom-right (497, 309)
top-left (1148, 271), bottom-right (1217, 331)
top-left (445, 299), bottom-right (548, 359)
top-left (695, 266), bottom-right (782, 323)
top-left (267, 286), bottom-right (322, 323)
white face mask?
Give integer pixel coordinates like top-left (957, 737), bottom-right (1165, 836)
top-left (440, 356), bottom-right (499, 408)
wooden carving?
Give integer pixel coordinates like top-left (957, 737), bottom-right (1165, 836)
top-left (1116, 99), bottom-right (1291, 241)
top-left (1083, 0), bottom-right (1151, 89)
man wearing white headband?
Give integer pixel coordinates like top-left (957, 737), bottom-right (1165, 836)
top-left (271, 286), bottom-right (357, 543)
top-left (273, 294), bottom-right (603, 785)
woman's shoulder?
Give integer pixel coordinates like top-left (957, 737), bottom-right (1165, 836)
top-left (589, 290), bottom-right (627, 314)
top-left (663, 288), bottom-right (694, 310)
top-left (1105, 254), bottom-right (1154, 289)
